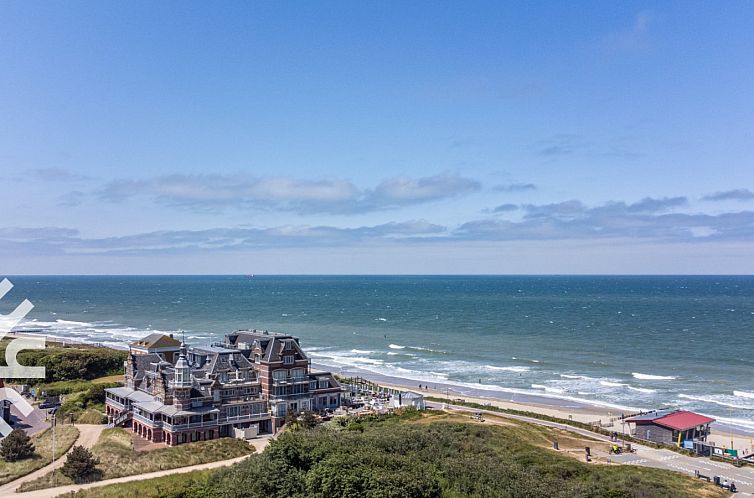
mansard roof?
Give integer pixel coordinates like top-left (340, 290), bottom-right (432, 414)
top-left (189, 345), bottom-right (253, 374)
top-left (130, 353), bottom-right (163, 381)
top-left (225, 329), bottom-right (308, 363)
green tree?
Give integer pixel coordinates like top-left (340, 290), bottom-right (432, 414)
top-left (61, 445), bottom-right (100, 483)
top-left (0, 428), bottom-right (35, 462)
top-left (300, 411), bottom-right (318, 429)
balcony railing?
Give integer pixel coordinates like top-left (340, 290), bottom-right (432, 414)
top-left (271, 391), bottom-right (312, 400)
top-left (272, 377), bottom-right (310, 386)
top-left (133, 412), bottom-right (162, 428)
top-left (163, 419), bottom-right (220, 431)
top-left (217, 412), bottom-right (270, 424)
top-left (105, 398), bottom-right (127, 409)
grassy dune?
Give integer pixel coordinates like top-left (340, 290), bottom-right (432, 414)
top-left (66, 411), bottom-right (725, 498)
top-left (0, 425), bottom-right (79, 485)
top-left (19, 428), bottom-right (254, 492)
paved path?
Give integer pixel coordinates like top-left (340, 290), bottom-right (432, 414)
top-left (0, 425), bottom-right (105, 496)
top-left (9, 435), bottom-right (271, 498)
top-left (430, 401), bottom-right (754, 496)
top-left (10, 405), bottom-right (50, 436)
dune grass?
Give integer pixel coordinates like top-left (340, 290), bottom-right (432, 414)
top-left (91, 374), bottom-right (124, 385)
top-left (19, 428), bottom-right (254, 491)
top-left (62, 470), bottom-right (214, 498)
top-left (0, 425), bottom-right (79, 485)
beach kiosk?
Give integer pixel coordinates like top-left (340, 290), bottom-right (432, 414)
top-left (624, 410), bottom-right (715, 446)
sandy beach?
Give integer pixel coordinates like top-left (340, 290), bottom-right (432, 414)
top-left (331, 365), bottom-right (754, 457)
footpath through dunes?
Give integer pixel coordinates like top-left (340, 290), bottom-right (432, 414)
top-left (428, 401), bottom-right (754, 496)
top-left (9, 437), bottom-right (271, 498)
top-left (0, 425), bottom-right (104, 496)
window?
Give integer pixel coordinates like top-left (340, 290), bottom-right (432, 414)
top-left (283, 355), bottom-right (294, 365)
top-left (318, 379), bottom-right (329, 389)
top-left (272, 370), bottom-right (288, 381)
top-left (291, 367), bottom-right (305, 378)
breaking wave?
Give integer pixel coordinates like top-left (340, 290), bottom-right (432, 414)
top-left (632, 372), bottom-right (676, 381)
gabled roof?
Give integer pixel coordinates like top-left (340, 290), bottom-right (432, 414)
top-left (130, 333), bottom-right (181, 350)
top-left (625, 410), bottom-right (715, 430)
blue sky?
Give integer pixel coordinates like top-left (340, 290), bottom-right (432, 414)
top-left (1, 1), bottom-right (754, 274)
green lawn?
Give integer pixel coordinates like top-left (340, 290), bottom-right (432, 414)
top-left (19, 428), bottom-right (254, 492)
top-left (0, 425), bottom-right (79, 485)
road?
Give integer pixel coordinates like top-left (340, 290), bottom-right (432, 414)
top-left (10, 404), bottom-right (51, 436)
top-left (429, 401), bottom-right (754, 496)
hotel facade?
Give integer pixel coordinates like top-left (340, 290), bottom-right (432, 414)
top-left (105, 330), bottom-right (342, 445)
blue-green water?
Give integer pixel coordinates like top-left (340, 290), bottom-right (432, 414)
top-left (3, 275), bottom-right (754, 432)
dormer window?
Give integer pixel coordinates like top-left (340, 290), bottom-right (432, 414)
top-left (285, 339), bottom-right (293, 350)
top-left (283, 355), bottom-right (294, 365)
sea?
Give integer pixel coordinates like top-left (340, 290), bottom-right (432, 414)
top-left (3, 275), bottom-right (754, 434)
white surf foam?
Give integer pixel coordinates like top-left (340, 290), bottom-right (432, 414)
top-left (531, 384), bottom-right (566, 394)
top-left (600, 381), bottom-right (626, 388)
top-left (734, 391), bottom-right (754, 399)
top-left (408, 346), bottom-right (447, 354)
top-left (627, 386), bottom-right (656, 394)
top-left (388, 344), bottom-right (405, 349)
top-left (678, 393), bottom-right (754, 410)
top-left (485, 365), bottom-right (530, 373)
top-left (350, 349), bottom-right (373, 354)
top-left (632, 372), bottom-right (676, 380)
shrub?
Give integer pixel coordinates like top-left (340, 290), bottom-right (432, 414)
top-left (61, 445), bottom-right (100, 483)
top-left (0, 428), bottom-right (35, 462)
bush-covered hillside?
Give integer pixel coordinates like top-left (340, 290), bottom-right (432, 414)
top-left (0, 339), bottom-right (126, 383)
top-left (201, 412), bottom-right (723, 498)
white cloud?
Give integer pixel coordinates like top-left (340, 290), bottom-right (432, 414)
top-left (98, 173), bottom-right (480, 214)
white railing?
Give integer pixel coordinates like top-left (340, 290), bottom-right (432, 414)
top-left (133, 412), bottom-right (161, 428)
top-left (217, 412), bottom-right (269, 424)
top-left (163, 419), bottom-right (219, 431)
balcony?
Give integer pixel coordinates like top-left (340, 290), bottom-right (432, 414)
top-left (163, 419), bottom-right (220, 431)
top-left (105, 397), bottom-right (127, 409)
top-left (270, 391), bottom-right (312, 400)
top-left (133, 411), bottom-right (162, 428)
top-left (217, 412), bottom-right (270, 425)
top-left (272, 376), bottom-right (311, 387)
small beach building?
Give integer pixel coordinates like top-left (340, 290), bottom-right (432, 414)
top-left (392, 391), bottom-right (426, 410)
top-left (624, 410), bottom-right (715, 445)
